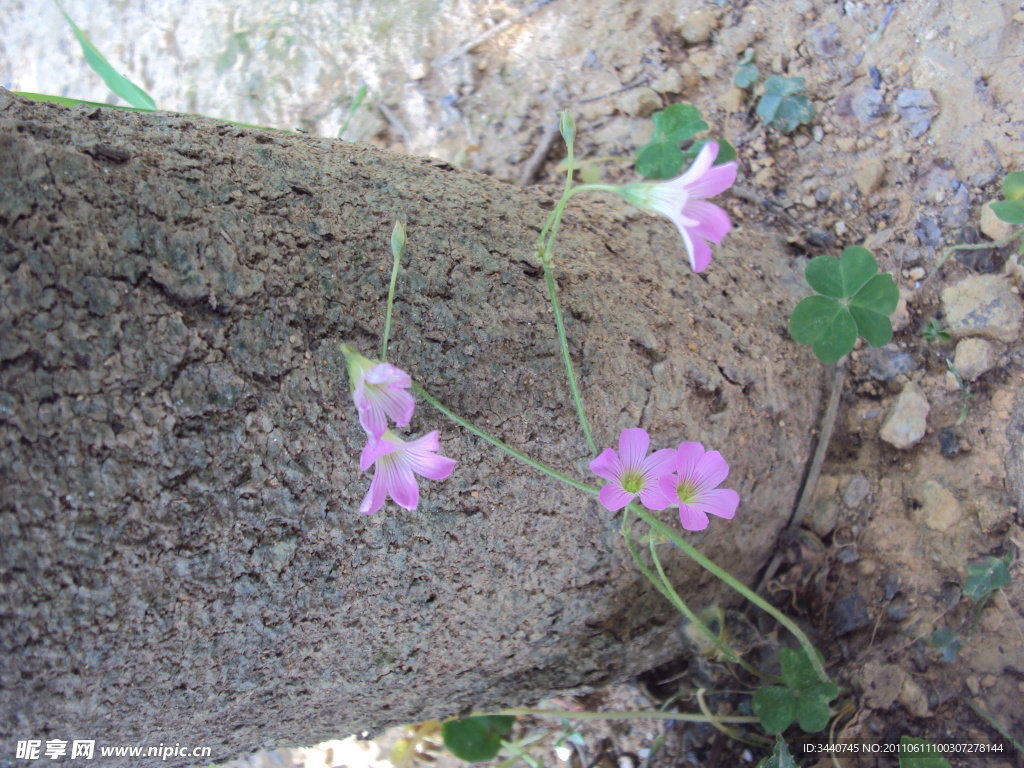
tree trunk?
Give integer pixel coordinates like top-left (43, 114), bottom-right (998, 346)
top-left (0, 89), bottom-right (824, 765)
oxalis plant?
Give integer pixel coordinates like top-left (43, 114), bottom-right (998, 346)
top-left (340, 111), bottom-right (834, 765)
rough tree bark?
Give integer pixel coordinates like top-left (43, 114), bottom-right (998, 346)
top-left (0, 90), bottom-right (825, 765)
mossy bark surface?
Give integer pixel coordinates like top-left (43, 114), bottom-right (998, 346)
top-left (0, 91), bottom-right (824, 765)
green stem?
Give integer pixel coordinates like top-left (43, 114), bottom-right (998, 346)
top-left (630, 505), bottom-right (831, 686)
top-left (381, 239), bottom-right (403, 362)
top-left (542, 262), bottom-right (597, 455)
top-left (647, 531), bottom-right (776, 682)
top-left (412, 381), bottom-right (597, 496)
top-left (928, 228), bottom-right (1024, 280)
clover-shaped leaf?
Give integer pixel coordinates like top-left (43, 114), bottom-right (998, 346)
top-left (757, 76), bottom-right (815, 133)
top-left (790, 246), bottom-right (899, 364)
top-left (753, 646), bottom-right (838, 734)
top-left (635, 104), bottom-right (710, 179)
top-left (441, 715), bottom-right (516, 763)
top-left (990, 171), bottom-right (1024, 224)
top-left (962, 555), bottom-right (1011, 601)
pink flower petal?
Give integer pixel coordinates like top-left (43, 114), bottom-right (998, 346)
top-left (673, 442), bottom-right (706, 478)
top-left (618, 427), bottom-right (650, 469)
top-left (684, 201), bottom-right (733, 245)
top-left (359, 471), bottom-right (387, 515)
top-left (645, 448), bottom-right (677, 480)
top-left (676, 141), bottom-right (718, 188)
top-left (599, 483), bottom-right (635, 512)
top-left (388, 464), bottom-right (420, 510)
top-left (693, 450), bottom-right (731, 492)
top-left (684, 161), bottom-right (738, 199)
top-left (693, 488), bottom-right (739, 519)
top-left (678, 504), bottom-right (710, 531)
top-left (638, 483), bottom-right (672, 510)
top-left (589, 447), bottom-right (622, 482)
top-left (688, 236), bottom-right (713, 273)
top-left (360, 435), bottom-right (396, 471)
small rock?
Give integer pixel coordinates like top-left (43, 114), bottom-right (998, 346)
top-left (914, 216), bottom-right (942, 246)
top-left (896, 89), bottom-right (938, 138)
top-left (806, 227), bottom-right (834, 248)
top-left (842, 475), bottom-right (871, 508)
top-left (944, 338), bottom-right (996, 390)
top-left (908, 266), bottom-right (926, 280)
top-left (941, 275), bottom-right (1023, 342)
top-left (855, 157), bottom-right (886, 195)
top-left (881, 573), bottom-right (901, 601)
top-left (651, 68), bottom-right (684, 95)
top-left (865, 346), bottom-right (917, 381)
top-left (680, 10), bottom-right (718, 44)
top-left (808, 22), bottom-right (840, 56)
top-left (980, 200), bottom-right (1016, 241)
top-left (879, 381), bottom-right (929, 449)
top-left (754, 167), bottom-right (774, 187)
top-left (938, 427), bottom-right (959, 457)
top-left (807, 475), bottom-right (841, 537)
top-left (868, 66), bottom-right (882, 89)
top-left (851, 87), bottom-right (888, 124)
top-left (913, 480), bottom-right (961, 532)
top-left (899, 676), bottom-right (931, 717)
top-left (966, 675), bottom-right (981, 695)
top-left (832, 592), bottom-right (871, 635)
top-left (886, 598), bottom-right (909, 621)
top-left (942, 183), bottom-right (971, 228)
top-left (616, 87), bottom-right (663, 117)
top-left (814, 187), bottom-right (831, 204)
top-left (857, 661), bottom-right (906, 710)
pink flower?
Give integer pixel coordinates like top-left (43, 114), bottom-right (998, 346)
top-left (620, 141), bottom-right (738, 273)
top-left (359, 430), bottom-right (456, 514)
top-left (658, 442), bottom-right (739, 531)
top-left (590, 428), bottom-right (676, 511)
top-left (341, 344), bottom-right (415, 440)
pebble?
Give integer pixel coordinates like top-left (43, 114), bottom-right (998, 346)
top-left (814, 186), bottom-right (831, 203)
top-left (908, 266), bottom-right (925, 280)
top-left (913, 479), bottom-right (962, 531)
top-left (899, 676), bottom-right (931, 717)
top-left (808, 475), bottom-right (841, 536)
top-left (651, 68), bottom-right (684, 95)
top-left (832, 592), bottom-right (871, 635)
top-left (886, 598), bottom-right (909, 621)
top-left (941, 274), bottom-right (1023, 342)
top-left (851, 87), bottom-right (888, 124)
top-left (914, 216), bottom-right (942, 246)
top-left (945, 338), bottom-right (996, 390)
top-left (879, 381), bottom-right (929, 449)
top-left (616, 87), bottom-right (662, 117)
top-left (938, 427), bottom-right (959, 457)
top-left (813, 125), bottom-right (825, 142)
top-left (855, 157), bottom-right (886, 195)
top-left (680, 10), bottom-right (718, 44)
top-left (881, 573), bottom-right (901, 601)
top-left (980, 200), bottom-right (1016, 241)
top-left (896, 88), bottom-right (938, 137)
top-left (842, 475), bottom-right (871, 508)
top-left (865, 347), bottom-right (917, 381)
top-left (806, 227), bottom-right (834, 247)
top-left (942, 183), bottom-right (971, 228)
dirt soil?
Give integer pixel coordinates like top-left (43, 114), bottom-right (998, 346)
top-left (15, 0), bottom-right (1023, 765)
top-left (285, 0), bottom-right (1024, 765)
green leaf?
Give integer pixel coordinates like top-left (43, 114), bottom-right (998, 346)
top-left (441, 716), bottom-right (516, 763)
top-left (804, 255), bottom-right (846, 298)
top-left (734, 61), bottom-right (760, 89)
top-left (659, 104), bottom-right (702, 138)
top-left (990, 199), bottom-right (1024, 224)
top-left (1002, 171), bottom-right (1024, 201)
top-left (779, 646), bottom-right (823, 691)
top-left (963, 556), bottom-right (1012, 600)
top-left (838, 246), bottom-right (879, 296)
top-left (795, 691), bottom-right (832, 733)
top-left (56, 2), bottom-right (156, 110)
top-left (899, 737), bottom-right (954, 768)
top-left (789, 296), bottom-right (858, 364)
top-left (849, 273), bottom-right (899, 346)
top-left (763, 75), bottom-right (808, 97)
top-left (635, 140), bottom-right (685, 180)
top-left (755, 736), bottom-right (797, 768)
top-left (752, 686), bottom-right (797, 734)
top-left (757, 76), bottom-right (814, 132)
top-left (927, 628), bottom-right (961, 663)
top-left (770, 94), bottom-right (815, 133)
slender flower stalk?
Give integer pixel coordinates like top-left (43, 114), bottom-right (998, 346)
top-left (381, 221), bottom-right (407, 361)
